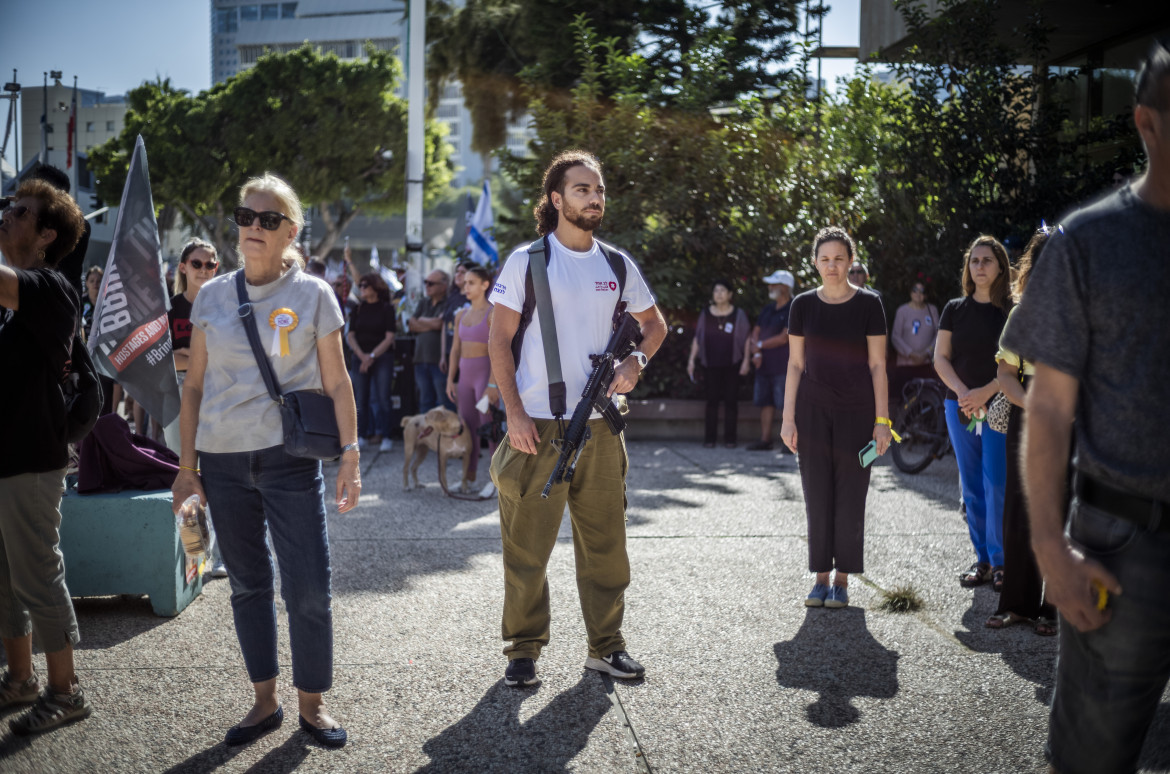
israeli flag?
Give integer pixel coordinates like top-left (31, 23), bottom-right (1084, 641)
top-left (465, 180), bottom-right (499, 266)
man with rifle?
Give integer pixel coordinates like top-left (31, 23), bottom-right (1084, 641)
top-left (487, 150), bottom-right (666, 688)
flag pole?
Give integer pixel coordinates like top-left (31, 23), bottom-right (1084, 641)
top-left (41, 72), bottom-right (48, 164)
top-left (68, 75), bottom-right (78, 195)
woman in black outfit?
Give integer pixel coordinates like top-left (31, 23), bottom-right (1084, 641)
top-left (986, 227), bottom-right (1057, 635)
top-left (687, 279), bottom-right (751, 447)
top-left (781, 227), bottom-right (891, 609)
top-left (345, 272), bottom-right (397, 451)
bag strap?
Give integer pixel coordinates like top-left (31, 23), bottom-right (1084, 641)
top-left (527, 237), bottom-right (567, 418)
top-left (234, 270), bottom-right (284, 405)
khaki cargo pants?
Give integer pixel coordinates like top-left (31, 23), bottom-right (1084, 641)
top-left (490, 417), bottom-right (630, 661)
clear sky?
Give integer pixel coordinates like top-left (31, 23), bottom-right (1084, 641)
top-left (0, 0), bottom-right (861, 124)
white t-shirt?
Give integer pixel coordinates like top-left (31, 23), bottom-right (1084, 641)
top-left (490, 233), bottom-right (655, 420)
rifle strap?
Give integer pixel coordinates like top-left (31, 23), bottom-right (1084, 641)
top-left (528, 237), bottom-right (567, 418)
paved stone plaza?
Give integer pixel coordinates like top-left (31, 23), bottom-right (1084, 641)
top-left (2, 441), bottom-right (1168, 773)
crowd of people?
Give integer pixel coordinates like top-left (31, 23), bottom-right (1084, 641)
top-left (0, 39), bottom-right (1165, 774)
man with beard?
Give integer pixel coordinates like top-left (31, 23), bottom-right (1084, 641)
top-left (487, 150), bottom-right (666, 687)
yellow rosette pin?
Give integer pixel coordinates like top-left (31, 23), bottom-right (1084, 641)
top-left (268, 308), bottom-right (298, 357)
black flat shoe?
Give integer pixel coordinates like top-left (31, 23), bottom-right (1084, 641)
top-left (225, 705), bottom-right (283, 746)
top-left (299, 714), bottom-right (347, 748)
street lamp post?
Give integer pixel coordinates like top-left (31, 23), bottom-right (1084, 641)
top-left (1, 72), bottom-right (22, 197)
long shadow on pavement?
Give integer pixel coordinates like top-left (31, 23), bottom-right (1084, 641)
top-left (416, 673), bottom-right (611, 773)
top-left (954, 592), bottom-right (1057, 705)
top-left (774, 607), bottom-right (900, 727)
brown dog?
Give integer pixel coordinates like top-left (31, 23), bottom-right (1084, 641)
top-left (400, 407), bottom-right (475, 493)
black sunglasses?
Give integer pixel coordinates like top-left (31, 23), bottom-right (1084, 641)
top-left (358, 282), bottom-right (370, 288)
top-left (233, 207), bottom-right (293, 231)
top-left (424, 279), bottom-right (443, 286)
top-left (186, 257), bottom-right (218, 270)
top-left (848, 269), bottom-right (866, 275)
top-left (2, 203), bottom-right (36, 222)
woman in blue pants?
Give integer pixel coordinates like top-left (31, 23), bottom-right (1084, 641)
top-left (934, 235), bottom-right (1011, 591)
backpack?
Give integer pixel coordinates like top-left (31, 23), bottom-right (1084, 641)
top-left (63, 330), bottom-right (103, 444)
top-left (509, 235), bottom-right (629, 367)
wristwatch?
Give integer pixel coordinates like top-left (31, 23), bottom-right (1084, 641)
top-left (341, 442), bottom-right (360, 455)
top-left (628, 351), bottom-right (648, 370)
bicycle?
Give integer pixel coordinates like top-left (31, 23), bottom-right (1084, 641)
top-left (891, 378), bottom-right (952, 474)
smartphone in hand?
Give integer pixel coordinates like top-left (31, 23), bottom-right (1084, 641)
top-left (858, 440), bottom-right (878, 468)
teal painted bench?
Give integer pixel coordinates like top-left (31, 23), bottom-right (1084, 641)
top-left (59, 489), bottom-right (204, 617)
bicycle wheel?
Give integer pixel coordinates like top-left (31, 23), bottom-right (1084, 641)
top-left (892, 400), bottom-right (942, 474)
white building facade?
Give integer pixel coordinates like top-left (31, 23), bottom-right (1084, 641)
top-left (209, 0), bottom-right (493, 186)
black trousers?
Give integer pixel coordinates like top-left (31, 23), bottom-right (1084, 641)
top-left (703, 365), bottom-right (740, 445)
top-left (796, 397), bottom-right (874, 574)
top-left (996, 393), bottom-right (1056, 620)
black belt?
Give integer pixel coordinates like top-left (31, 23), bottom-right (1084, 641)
top-left (1077, 474), bottom-right (1170, 533)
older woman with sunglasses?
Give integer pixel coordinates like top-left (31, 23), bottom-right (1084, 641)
top-left (0, 180), bottom-right (92, 734)
top-left (171, 173), bottom-right (359, 749)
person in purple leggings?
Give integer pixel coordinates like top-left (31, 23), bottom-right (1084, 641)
top-left (446, 264), bottom-right (499, 497)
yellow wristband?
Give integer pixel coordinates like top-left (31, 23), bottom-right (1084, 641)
top-left (874, 418), bottom-right (902, 444)
top-left (179, 465), bottom-right (200, 474)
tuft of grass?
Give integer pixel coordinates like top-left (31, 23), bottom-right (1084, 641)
top-left (879, 584), bottom-right (924, 613)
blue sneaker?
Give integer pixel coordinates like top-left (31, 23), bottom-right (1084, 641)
top-left (825, 585), bottom-right (849, 609)
top-left (805, 583), bottom-right (830, 607)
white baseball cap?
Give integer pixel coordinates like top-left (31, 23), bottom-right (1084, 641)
top-left (763, 269), bottom-right (795, 288)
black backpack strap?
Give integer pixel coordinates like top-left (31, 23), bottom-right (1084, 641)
top-left (595, 238), bottom-right (629, 324)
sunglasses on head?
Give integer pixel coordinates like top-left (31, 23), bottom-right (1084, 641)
top-left (186, 257), bottom-right (218, 271)
top-left (233, 207), bottom-right (293, 231)
top-left (2, 203), bottom-right (35, 222)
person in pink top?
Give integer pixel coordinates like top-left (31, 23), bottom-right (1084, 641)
top-left (890, 281), bottom-right (940, 404)
top-left (446, 264), bottom-right (499, 496)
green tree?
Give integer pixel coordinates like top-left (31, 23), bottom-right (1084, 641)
top-left (864, 0), bottom-right (1142, 304)
top-left (426, 0), bottom-right (803, 156)
top-left (90, 45), bottom-right (454, 262)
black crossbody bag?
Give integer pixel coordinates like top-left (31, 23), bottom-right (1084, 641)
top-left (235, 270), bottom-right (342, 461)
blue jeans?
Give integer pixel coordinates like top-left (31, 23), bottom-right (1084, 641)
top-left (1047, 497), bottom-right (1170, 774)
top-left (415, 362), bottom-right (453, 413)
top-left (944, 399), bottom-right (1006, 566)
top-left (351, 354), bottom-right (395, 438)
top-left (200, 446), bottom-right (334, 693)
top-left (753, 371), bottom-right (785, 408)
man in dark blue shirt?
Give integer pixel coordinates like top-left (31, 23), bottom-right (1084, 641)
top-left (746, 270), bottom-right (794, 451)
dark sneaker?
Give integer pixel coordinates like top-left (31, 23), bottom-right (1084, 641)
top-left (504, 658), bottom-right (539, 687)
top-left (746, 441), bottom-right (774, 451)
top-left (0, 671), bottom-right (40, 710)
top-left (585, 650), bottom-right (646, 680)
top-left (10, 687), bottom-right (92, 735)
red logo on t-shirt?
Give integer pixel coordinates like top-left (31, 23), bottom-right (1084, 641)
top-left (595, 280), bottom-right (617, 292)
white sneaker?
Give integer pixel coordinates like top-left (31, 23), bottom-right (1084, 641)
top-left (379, 438), bottom-right (394, 452)
top-left (479, 481), bottom-right (496, 499)
top-left (210, 561), bottom-right (228, 578)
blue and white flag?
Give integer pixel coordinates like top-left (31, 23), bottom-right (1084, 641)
top-left (465, 180), bottom-right (499, 266)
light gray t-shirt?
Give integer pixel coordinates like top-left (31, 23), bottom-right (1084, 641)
top-left (1001, 185), bottom-right (1170, 501)
top-left (191, 264), bottom-right (344, 453)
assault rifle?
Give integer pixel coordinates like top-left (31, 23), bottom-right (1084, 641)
top-left (542, 312), bottom-right (644, 499)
